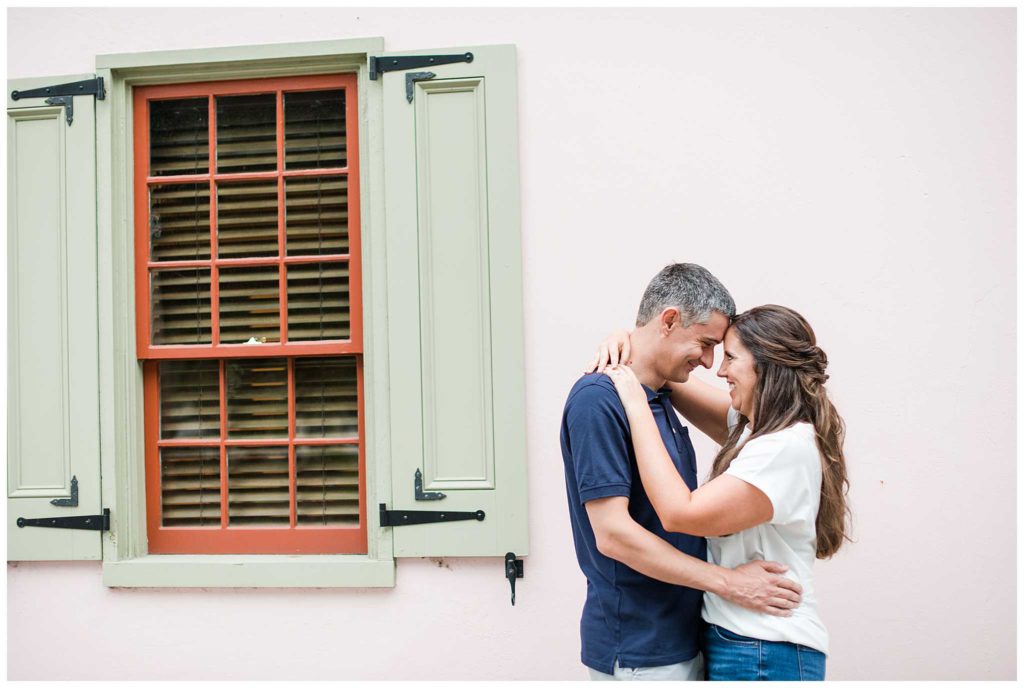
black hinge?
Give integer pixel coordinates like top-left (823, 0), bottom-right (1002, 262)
top-left (414, 468), bottom-right (446, 501)
top-left (17, 508), bottom-right (110, 532)
top-left (379, 503), bottom-right (485, 527)
top-left (50, 475), bottom-right (80, 507)
top-left (10, 77), bottom-right (106, 126)
top-left (369, 52), bottom-right (473, 81)
top-left (404, 72), bottom-right (435, 103)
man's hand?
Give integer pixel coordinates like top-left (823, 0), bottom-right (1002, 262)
top-left (718, 561), bottom-right (803, 617)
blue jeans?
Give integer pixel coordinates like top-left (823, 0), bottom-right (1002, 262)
top-left (703, 624), bottom-right (826, 681)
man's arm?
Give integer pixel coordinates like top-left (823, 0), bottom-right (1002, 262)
top-left (666, 377), bottom-right (731, 446)
top-left (586, 496), bottom-right (801, 616)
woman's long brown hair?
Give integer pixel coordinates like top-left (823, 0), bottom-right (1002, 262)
top-left (710, 305), bottom-right (851, 558)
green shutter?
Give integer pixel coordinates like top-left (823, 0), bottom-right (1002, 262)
top-left (7, 75), bottom-right (102, 560)
top-left (381, 45), bottom-right (528, 557)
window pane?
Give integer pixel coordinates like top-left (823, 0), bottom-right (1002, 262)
top-left (217, 180), bottom-right (279, 259)
top-left (295, 357), bottom-right (357, 437)
top-left (296, 445), bottom-right (359, 526)
top-left (159, 360), bottom-right (220, 439)
top-left (226, 358), bottom-right (287, 439)
top-left (228, 445), bottom-right (290, 526)
top-left (160, 446), bottom-right (221, 527)
top-left (149, 97), bottom-right (209, 177)
top-left (284, 89), bottom-right (346, 170)
top-left (285, 176), bottom-right (348, 256)
top-left (151, 269), bottom-right (212, 345)
top-left (219, 265), bottom-right (281, 343)
top-left (287, 262), bottom-right (349, 341)
top-left (150, 183), bottom-right (211, 261)
top-left (216, 93), bottom-right (277, 174)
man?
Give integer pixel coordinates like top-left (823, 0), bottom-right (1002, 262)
top-left (561, 263), bottom-right (802, 680)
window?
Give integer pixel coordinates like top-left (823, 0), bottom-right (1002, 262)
top-left (8, 40), bottom-right (528, 585)
top-left (133, 75), bottom-right (365, 554)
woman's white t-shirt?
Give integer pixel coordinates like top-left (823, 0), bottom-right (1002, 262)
top-left (701, 407), bottom-right (829, 655)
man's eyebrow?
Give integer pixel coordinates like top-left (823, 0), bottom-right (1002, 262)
top-left (700, 337), bottom-right (722, 346)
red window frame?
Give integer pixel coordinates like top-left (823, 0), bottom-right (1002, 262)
top-left (133, 74), bottom-right (366, 554)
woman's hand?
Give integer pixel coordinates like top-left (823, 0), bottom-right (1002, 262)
top-left (585, 329), bottom-right (633, 374)
top-left (604, 364), bottom-right (648, 414)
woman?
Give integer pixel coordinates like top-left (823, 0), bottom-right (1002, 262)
top-left (591, 305), bottom-right (850, 681)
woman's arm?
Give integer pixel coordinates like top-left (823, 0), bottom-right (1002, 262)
top-left (606, 365), bottom-right (773, 536)
top-left (585, 329), bottom-right (732, 445)
top-left (666, 377), bottom-right (732, 446)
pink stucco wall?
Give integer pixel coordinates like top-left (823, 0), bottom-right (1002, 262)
top-left (6, 8), bottom-right (1016, 680)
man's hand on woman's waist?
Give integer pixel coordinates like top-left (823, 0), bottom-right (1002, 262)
top-left (712, 560), bottom-right (803, 617)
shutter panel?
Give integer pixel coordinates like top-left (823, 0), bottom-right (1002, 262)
top-left (381, 45), bottom-right (528, 556)
top-left (7, 75), bottom-right (102, 560)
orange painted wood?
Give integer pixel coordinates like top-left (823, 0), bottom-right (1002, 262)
top-left (138, 73), bottom-right (366, 555)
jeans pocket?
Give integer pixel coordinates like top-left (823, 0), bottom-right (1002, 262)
top-left (796, 646), bottom-right (826, 681)
top-left (711, 625), bottom-right (759, 646)
top-left (704, 626), bottom-right (759, 681)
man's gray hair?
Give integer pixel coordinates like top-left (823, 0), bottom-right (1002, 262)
top-left (635, 263), bottom-right (736, 327)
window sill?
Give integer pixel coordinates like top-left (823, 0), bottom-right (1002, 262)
top-left (102, 554), bottom-right (395, 588)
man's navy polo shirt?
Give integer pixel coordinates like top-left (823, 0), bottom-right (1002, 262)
top-left (560, 373), bottom-right (706, 674)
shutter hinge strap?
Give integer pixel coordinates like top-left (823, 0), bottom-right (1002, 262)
top-left (17, 508), bottom-right (111, 532)
top-left (369, 52), bottom-right (473, 81)
top-left (10, 77), bottom-right (106, 126)
top-left (379, 503), bottom-right (485, 527)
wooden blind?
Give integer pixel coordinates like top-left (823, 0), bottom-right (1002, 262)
top-left (151, 269), bottom-right (212, 345)
top-left (149, 97), bottom-right (208, 176)
top-left (135, 75), bottom-right (364, 555)
top-left (161, 446), bottom-right (222, 527)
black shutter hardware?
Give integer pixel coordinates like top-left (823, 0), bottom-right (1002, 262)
top-left (379, 503), bottom-right (485, 527)
top-left (379, 470), bottom-right (485, 525)
top-left (368, 52), bottom-right (473, 80)
top-left (404, 72), bottom-right (435, 103)
top-left (18, 508), bottom-right (110, 532)
top-left (414, 468), bottom-right (445, 501)
top-left (10, 77), bottom-right (105, 126)
top-left (505, 552), bottom-right (524, 606)
top-left (50, 475), bottom-right (80, 507)
top-left (369, 53), bottom-right (474, 103)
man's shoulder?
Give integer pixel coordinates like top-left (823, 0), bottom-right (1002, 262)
top-left (566, 373), bottom-right (619, 407)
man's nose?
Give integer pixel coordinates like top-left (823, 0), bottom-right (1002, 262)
top-left (700, 348), bottom-right (715, 369)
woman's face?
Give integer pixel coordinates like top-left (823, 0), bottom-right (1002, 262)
top-left (718, 327), bottom-right (758, 420)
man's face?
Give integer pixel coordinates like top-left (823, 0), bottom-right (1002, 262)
top-left (658, 310), bottom-right (730, 383)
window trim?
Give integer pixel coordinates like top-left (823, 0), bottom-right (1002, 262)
top-left (134, 74), bottom-right (367, 554)
top-left (96, 37), bottom-right (396, 586)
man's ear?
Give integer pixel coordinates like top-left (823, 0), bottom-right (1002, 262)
top-left (660, 307), bottom-right (680, 334)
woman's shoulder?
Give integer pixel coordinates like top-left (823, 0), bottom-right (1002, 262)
top-left (736, 423), bottom-right (819, 467)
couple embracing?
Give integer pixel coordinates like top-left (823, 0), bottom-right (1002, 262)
top-left (560, 263), bottom-right (850, 681)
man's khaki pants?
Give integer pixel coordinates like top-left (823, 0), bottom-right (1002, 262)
top-left (587, 653), bottom-right (704, 681)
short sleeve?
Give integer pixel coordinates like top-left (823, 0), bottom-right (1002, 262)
top-left (565, 383), bottom-right (633, 505)
top-left (723, 429), bottom-right (818, 525)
